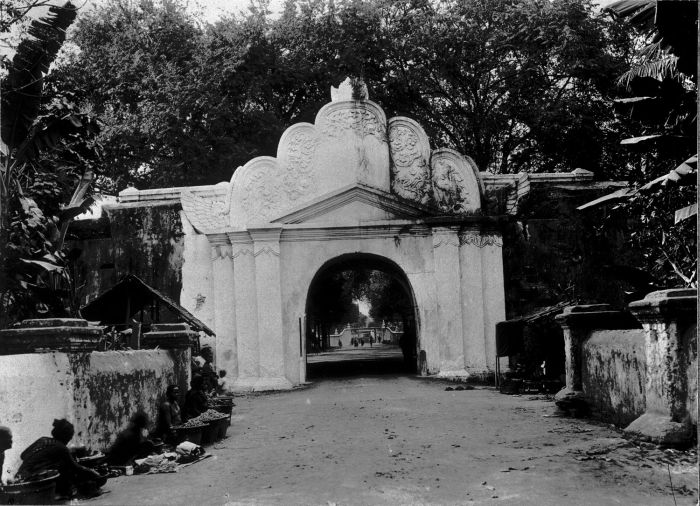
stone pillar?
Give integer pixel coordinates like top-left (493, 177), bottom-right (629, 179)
top-left (555, 305), bottom-right (639, 408)
top-left (229, 233), bottom-right (259, 390)
top-left (458, 229), bottom-right (487, 372)
top-left (250, 227), bottom-right (293, 390)
top-left (432, 227), bottom-right (466, 376)
top-left (625, 289), bottom-right (697, 445)
top-left (478, 232), bottom-right (506, 372)
top-left (208, 234), bottom-right (237, 387)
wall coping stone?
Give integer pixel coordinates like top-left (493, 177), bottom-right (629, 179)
top-left (555, 304), bottom-right (640, 330)
top-left (14, 318), bottom-right (88, 328)
top-left (0, 324), bottom-right (103, 355)
top-left (141, 330), bottom-right (197, 349)
top-left (628, 288), bottom-right (697, 323)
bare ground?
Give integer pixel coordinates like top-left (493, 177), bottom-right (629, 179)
top-left (81, 352), bottom-right (698, 505)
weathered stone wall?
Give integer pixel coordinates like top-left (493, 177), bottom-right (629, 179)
top-left (581, 329), bottom-right (647, 425)
top-left (502, 185), bottom-right (635, 318)
top-left (0, 349), bottom-right (189, 479)
top-left (69, 202), bottom-right (185, 311)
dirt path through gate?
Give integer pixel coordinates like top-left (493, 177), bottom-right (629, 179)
top-left (84, 376), bottom-right (697, 506)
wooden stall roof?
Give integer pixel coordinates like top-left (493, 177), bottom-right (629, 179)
top-left (80, 274), bottom-right (215, 336)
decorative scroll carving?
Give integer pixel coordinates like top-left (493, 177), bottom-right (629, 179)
top-left (278, 124), bottom-right (320, 201)
top-left (430, 149), bottom-right (482, 214)
top-left (315, 100), bottom-right (389, 191)
top-left (459, 232), bottom-right (503, 248)
top-left (320, 107), bottom-right (384, 141)
top-left (388, 118), bottom-right (431, 206)
top-left (180, 189), bottom-right (229, 234)
top-left (230, 157), bottom-right (286, 227)
top-left (432, 236), bottom-right (460, 249)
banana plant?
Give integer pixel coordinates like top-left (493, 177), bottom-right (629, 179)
top-left (1, 2), bottom-right (100, 323)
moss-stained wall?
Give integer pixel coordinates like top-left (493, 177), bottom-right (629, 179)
top-left (105, 202), bottom-right (185, 310)
top-left (0, 349), bottom-right (189, 478)
top-left (582, 329), bottom-right (647, 425)
top-left (502, 185), bottom-right (636, 318)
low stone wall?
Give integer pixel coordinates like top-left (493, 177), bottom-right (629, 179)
top-left (0, 348), bottom-right (189, 479)
top-left (581, 329), bottom-right (646, 425)
top-left (556, 290), bottom-right (697, 445)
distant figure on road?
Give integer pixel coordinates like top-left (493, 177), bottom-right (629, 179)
top-left (360, 338), bottom-right (364, 346)
top-left (338, 340), bottom-right (342, 348)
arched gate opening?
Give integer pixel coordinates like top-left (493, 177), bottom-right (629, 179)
top-left (304, 253), bottom-right (419, 379)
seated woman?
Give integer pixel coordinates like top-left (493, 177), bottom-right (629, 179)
top-left (16, 419), bottom-right (106, 498)
top-left (182, 374), bottom-right (209, 421)
top-left (0, 426), bottom-right (11, 485)
top-left (105, 411), bottom-right (154, 466)
top-left (156, 385), bottom-right (182, 443)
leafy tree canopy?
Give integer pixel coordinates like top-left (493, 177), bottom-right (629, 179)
top-left (54, 0), bottom-right (635, 192)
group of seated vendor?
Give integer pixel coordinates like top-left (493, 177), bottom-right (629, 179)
top-left (9, 419), bottom-right (107, 499)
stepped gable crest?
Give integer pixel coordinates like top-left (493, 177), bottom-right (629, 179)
top-left (182, 77), bottom-right (484, 233)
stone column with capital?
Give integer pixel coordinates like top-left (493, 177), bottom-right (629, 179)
top-left (432, 227), bottom-right (466, 376)
top-left (207, 235), bottom-right (237, 388)
top-left (555, 305), bottom-right (639, 411)
top-left (229, 233), bottom-right (259, 390)
top-left (250, 227), bottom-right (293, 390)
top-left (625, 289), bottom-right (697, 445)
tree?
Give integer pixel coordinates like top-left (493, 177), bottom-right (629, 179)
top-left (594, 0), bottom-right (698, 287)
top-left (55, 0), bottom-right (634, 193)
top-left (1, 2), bottom-right (100, 325)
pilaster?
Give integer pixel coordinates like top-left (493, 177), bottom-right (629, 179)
top-left (432, 226), bottom-right (466, 376)
top-left (626, 289), bottom-right (697, 445)
top-left (250, 227), bottom-right (293, 390)
top-left (477, 231), bottom-right (505, 371)
top-left (228, 232), bottom-right (259, 390)
top-left (207, 234), bottom-right (237, 386)
top-left (458, 229), bottom-right (487, 372)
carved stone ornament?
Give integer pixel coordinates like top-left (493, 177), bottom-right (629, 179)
top-left (459, 232), bottom-right (503, 248)
top-left (388, 117), bottom-right (432, 206)
top-left (430, 149), bottom-right (482, 214)
top-left (180, 188), bottom-right (230, 234)
top-left (181, 78), bottom-right (485, 231)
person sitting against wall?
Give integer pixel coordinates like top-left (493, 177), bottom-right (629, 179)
top-left (105, 411), bottom-right (155, 466)
top-left (15, 419), bottom-right (106, 499)
top-left (0, 426), bottom-right (12, 485)
top-left (182, 374), bottom-right (209, 421)
top-left (199, 345), bottom-right (219, 393)
top-left (156, 385), bottom-right (182, 443)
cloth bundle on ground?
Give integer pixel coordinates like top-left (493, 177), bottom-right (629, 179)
top-left (134, 453), bottom-right (179, 474)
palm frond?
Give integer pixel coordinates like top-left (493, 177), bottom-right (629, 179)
top-left (617, 55), bottom-right (679, 89)
top-left (1, 2), bottom-right (77, 154)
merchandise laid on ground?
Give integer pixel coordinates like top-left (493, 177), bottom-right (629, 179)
top-left (0, 397), bottom-right (233, 505)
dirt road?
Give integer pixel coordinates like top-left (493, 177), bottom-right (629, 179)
top-left (84, 371), bottom-right (697, 505)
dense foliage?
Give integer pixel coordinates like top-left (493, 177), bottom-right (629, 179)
top-left (53, 0), bottom-right (634, 193)
top-left (599, 0), bottom-right (697, 288)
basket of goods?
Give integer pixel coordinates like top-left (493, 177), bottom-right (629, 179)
top-left (0, 471), bottom-right (59, 505)
top-left (77, 450), bottom-right (106, 468)
top-left (210, 396), bottom-right (235, 415)
top-left (172, 419), bottom-right (207, 445)
top-left (188, 409), bottom-right (228, 445)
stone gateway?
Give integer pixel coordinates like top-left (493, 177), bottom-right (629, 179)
top-left (179, 79), bottom-right (506, 391)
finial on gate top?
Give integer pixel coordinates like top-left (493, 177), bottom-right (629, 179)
top-left (331, 77), bottom-right (369, 101)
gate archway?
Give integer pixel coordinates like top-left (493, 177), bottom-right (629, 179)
top-left (304, 253), bottom-right (419, 379)
top-left (180, 78), bottom-right (506, 391)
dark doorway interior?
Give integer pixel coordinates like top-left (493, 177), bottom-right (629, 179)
top-left (305, 254), bottom-right (418, 379)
